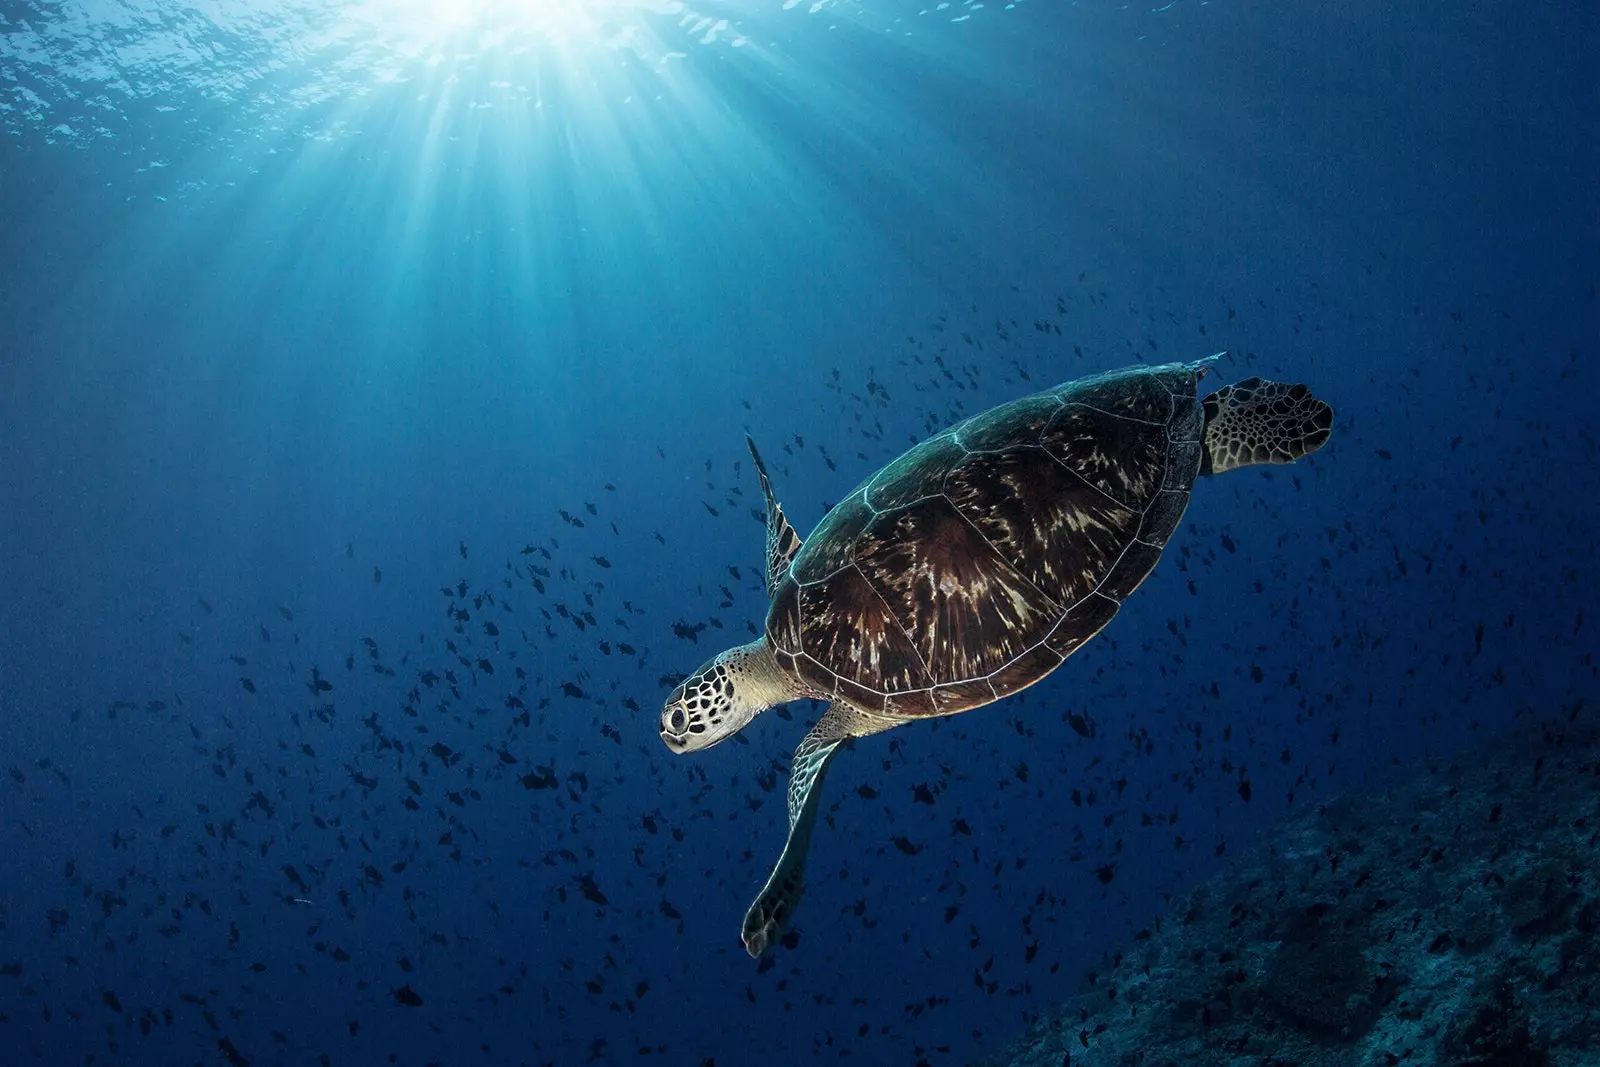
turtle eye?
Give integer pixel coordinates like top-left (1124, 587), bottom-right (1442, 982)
top-left (670, 708), bottom-right (687, 730)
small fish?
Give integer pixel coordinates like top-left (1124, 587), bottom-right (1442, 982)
top-left (217, 1037), bottom-right (251, 1067)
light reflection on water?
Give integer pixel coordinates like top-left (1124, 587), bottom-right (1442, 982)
top-left (0, 0), bottom-right (1030, 147)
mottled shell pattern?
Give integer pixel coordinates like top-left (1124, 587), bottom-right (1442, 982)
top-left (764, 360), bottom-right (1207, 719)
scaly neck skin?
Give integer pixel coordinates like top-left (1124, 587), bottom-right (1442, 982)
top-left (719, 637), bottom-right (804, 710)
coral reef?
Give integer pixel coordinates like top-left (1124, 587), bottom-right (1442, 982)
top-left (984, 717), bottom-right (1600, 1067)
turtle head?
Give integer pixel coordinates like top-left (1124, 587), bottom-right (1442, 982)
top-left (660, 638), bottom-right (790, 753)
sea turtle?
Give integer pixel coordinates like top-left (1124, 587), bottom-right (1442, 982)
top-left (659, 354), bottom-right (1333, 956)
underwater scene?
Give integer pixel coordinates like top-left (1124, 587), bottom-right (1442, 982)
top-left (1, 0), bottom-right (1596, 1064)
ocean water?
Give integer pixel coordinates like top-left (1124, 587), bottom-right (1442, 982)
top-left (1, 0), bottom-right (1596, 1064)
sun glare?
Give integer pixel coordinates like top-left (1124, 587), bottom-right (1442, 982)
top-left (337, 0), bottom-right (724, 58)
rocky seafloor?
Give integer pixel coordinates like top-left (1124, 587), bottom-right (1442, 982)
top-left (985, 713), bottom-right (1600, 1067)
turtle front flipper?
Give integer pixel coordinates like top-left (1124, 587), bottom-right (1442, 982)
top-left (1200, 378), bottom-right (1334, 475)
top-left (741, 706), bottom-right (852, 957)
top-left (746, 435), bottom-right (803, 597)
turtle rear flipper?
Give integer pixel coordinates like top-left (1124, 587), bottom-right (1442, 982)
top-left (1200, 378), bottom-right (1334, 475)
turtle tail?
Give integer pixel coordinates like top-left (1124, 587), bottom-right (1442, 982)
top-left (1200, 378), bottom-right (1333, 475)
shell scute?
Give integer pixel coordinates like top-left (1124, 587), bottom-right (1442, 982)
top-left (1042, 404), bottom-right (1169, 511)
top-left (836, 675), bottom-right (887, 714)
top-left (986, 642), bottom-right (1065, 702)
top-left (953, 394), bottom-right (1061, 453)
top-left (767, 579), bottom-right (804, 656)
top-left (942, 445), bottom-right (1140, 607)
top-left (1139, 489), bottom-right (1191, 548)
top-left (855, 495), bottom-right (1058, 684)
top-left (792, 491), bottom-right (872, 585)
top-left (884, 689), bottom-right (938, 718)
top-left (792, 651), bottom-right (840, 701)
top-left (1168, 392), bottom-right (1203, 441)
top-left (1099, 539), bottom-right (1164, 601)
top-left (1044, 592), bottom-right (1122, 659)
top-left (1060, 368), bottom-right (1174, 423)
top-left (930, 678), bottom-right (998, 716)
top-left (1163, 440), bottom-right (1204, 490)
top-left (797, 568), bottom-right (931, 694)
top-left (866, 432), bottom-right (966, 512)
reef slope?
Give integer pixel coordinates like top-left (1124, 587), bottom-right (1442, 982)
top-left (987, 714), bottom-right (1600, 1067)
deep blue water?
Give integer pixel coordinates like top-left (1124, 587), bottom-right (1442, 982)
top-left (1, 0), bottom-right (1596, 1064)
